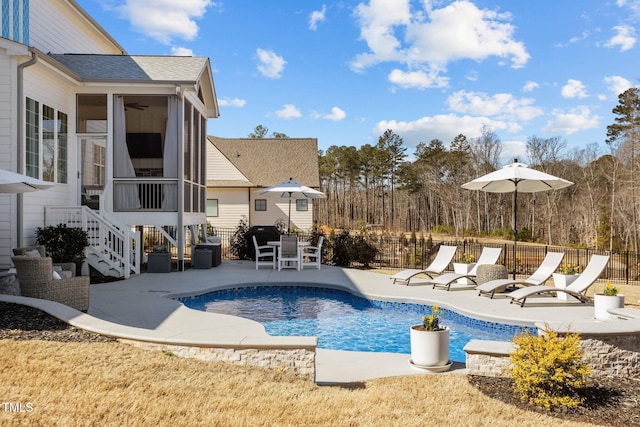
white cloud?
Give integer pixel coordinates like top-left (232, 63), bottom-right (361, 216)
top-left (309, 5), bottom-right (327, 30)
top-left (321, 107), bottom-right (347, 121)
top-left (218, 97), bottom-right (247, 108)
top-left (388, 68), bottom-right (449, 89)
top-left (274, 104), bottom-right (302, 119)
top-left (351, 0), bottom-right (529, 81)
top-left (604, 75), bottom-right (633, 97)
top-left (256, 48), bottom-right (287, 79)
top-left (605, 25), bottom-right (637, 51)
top-left (171, 46), bottom-right (193, 56)
top-left (117, 0), bottom-right (214, 44)
top-left (523, 81), bottom-right (539, 92)
top-left (447, 90), bottom-right (543, 121)
top-left (373, 113), bottom-right (520, 149)
top-left (616, 0), bottom-right (640, 21)
top-left (561, 79), bottom-right (588, 99)
top-left (542, 106), bottom-right (600, 135)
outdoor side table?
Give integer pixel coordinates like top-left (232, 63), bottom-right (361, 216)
top-left (475, 264), bottom-right (507, 286)
top-left (193, 243), bottom-right (221, 267)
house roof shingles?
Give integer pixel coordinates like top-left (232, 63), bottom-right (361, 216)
top-left (208, 136), bottom-right (320, 188)
top-left (48, 54), bottom-right (208, 82)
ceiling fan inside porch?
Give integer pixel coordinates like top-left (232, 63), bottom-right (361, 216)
top-left (124, 102), bottom-right (149, 110)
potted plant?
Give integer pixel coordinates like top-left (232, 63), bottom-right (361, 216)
top-left (552, 263), bottom-right (581, 301)
top-left (36, 224), bottom-right (89, 276)
top-left (453, 253), bottom-right (475, 284)
top-left (594, 282), bottom-right (625, 320)
top-left (409, 305), bottom-right (450, 371)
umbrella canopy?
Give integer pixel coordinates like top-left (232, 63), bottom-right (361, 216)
top-left (0, 168), bottom-right (55, 193)
top-left (461, 162), bottom-right (573, 278)
top-left (255, 178), bottom-right (325, 232)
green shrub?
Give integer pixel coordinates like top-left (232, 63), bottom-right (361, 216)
top-left (329, 230), bottom-right (378, 267)
top-left (230, 217), bottom-right (250, 260)
top-left (35, 224), bottom-right (89, 266)
top-left (510, 328), bottom-right (591, 411)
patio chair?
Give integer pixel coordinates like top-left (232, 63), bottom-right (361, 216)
top-left (252, 235), bottom-right (275, 270)
top-left (426, 247), bottom-right (502, 291)
top-left (507, 254), bottom-right (610, 307)
top-left (13, 245), bottom-right (76, 277)
top-left (476, 251), bottom-right (565, 298)
top-left (300, 236), bottom-right (324, 270)
top-left (390, 245), bottom-right (457, 285)
top-left (278, 235), bottom-right (300, 271)
top-left (11, 255), bottom-right (90, 311)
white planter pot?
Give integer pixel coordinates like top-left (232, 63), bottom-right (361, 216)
top-left (453, 263), bottom-right (475, 285)
top-left (594, 294), bottom-right (625, 320)
top-left (409, 325), bottom-right (450, 369)
top-left (552, 273), bottom-right (578, 301)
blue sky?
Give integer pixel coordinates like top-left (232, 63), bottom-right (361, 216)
top-left (78, 0), bottom-right (639, 163)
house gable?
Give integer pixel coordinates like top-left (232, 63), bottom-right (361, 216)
top-left (206, 141), bottom-right (251, 187)
top-left (207, 137), bottom-right (320, 188)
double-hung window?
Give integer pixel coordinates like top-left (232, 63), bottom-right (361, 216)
top-left (25, 97), bottom-right (68, 183)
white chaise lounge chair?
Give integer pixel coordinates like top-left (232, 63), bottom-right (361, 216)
top-left (426, 247), bottom-right (503, 291)
top-left (476, 251), bottom-right (565, 298)
top-left (507, 254), bottom-right (610, 307)
top-left (390, 245), bottom-right (457, 285)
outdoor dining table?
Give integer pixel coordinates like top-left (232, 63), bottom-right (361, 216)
top-left (267, 240), bottom-right (310, 266)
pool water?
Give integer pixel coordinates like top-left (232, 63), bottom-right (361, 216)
top-left (181, 286), bottom-right (532, 363)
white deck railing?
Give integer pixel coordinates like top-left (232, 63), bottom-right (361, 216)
top-left (45, 206), bottom-right (141, 278)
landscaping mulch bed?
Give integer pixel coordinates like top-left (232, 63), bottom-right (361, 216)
top-left (1, 301), bottom-right (639, 425)
top-left (469, 374), bottom-right (640, 427)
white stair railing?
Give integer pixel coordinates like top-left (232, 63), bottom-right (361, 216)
top-left (45, 206), bottom-right (141, 278)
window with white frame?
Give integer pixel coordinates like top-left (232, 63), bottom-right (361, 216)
top-left (25, 97), bottom-right (68, 183)
top-left (296, 199), bottom-right (308, 211)
top-left (206, 199), bottom-right (219, 217)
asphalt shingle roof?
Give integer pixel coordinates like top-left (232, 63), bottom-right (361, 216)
top-left (48, 54), bottom-right (208, 82)
top-left (208, 136), bottom-right (320, 188)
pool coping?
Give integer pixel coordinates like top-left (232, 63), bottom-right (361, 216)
top-left (3, 261), bottom-right (639, 382)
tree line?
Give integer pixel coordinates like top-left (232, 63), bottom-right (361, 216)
top-left (314, 88), bottom-right (640, 252)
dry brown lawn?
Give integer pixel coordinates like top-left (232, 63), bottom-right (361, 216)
top-left (0, 340), bottom-right (602, 427)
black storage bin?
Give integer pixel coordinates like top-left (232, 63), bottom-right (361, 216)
top-left (147, 252), bottom-right (171, 273)
top-left (193, 243), bottom-right (221, 267)
top-left (245, 226), bottom-right (281, 260)
top-left (192, 249), bottom-right (212, 269)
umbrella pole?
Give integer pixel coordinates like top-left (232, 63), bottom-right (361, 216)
top-left (288, 197), bottom-right (292, 234)
top-left (513, 190), bottom-right (517, 280)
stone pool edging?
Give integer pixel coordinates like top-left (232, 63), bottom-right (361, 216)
top-left (465, 319), bottom-right (640, 379)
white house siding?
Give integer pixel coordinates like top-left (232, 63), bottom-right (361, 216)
top-left (206, 187), bottom-right (250, 229)
top-left (0, 49), bottom-right (18, 268)
top-left (206, 143), bottom-right (250, 182)
top-left (29, 2), bottom-right (122, 54)
top-left (250, 189), bottom-right (314, 231)
top-left (19, 65), bottom-right (78, 249)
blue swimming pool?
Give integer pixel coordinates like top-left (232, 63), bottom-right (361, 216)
top-left (180, 286), bottom-right (534, 363)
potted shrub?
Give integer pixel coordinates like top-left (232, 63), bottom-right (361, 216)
top-left (552, 263), bottom-right (581, 301)
top-left (594, 282), bottom-right (625, 320)
top-left (453, 253), bottom-right (475, 284)
top-left (35, 224), bottom-right (89, 276)
top-left (409, 305), bottom-right (450, 371)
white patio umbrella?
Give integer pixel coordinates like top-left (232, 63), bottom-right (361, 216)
top-left (0, 168), bottom-right (54, 193)
top-left (255, 178), bottom-right (326, 233)
top-left (461, 162), bottom-right (573, 278)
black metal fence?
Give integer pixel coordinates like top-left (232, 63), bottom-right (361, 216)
top-left (142, 226), bottom-right (640, 285)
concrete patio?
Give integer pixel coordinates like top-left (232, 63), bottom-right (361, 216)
top-left (2, 260), bottom-right (637, 384)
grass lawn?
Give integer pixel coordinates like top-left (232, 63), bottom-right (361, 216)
top-left (0, 339), bottom-right (598, 426)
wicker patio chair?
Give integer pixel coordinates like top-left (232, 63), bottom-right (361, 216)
top-left (11, 256), bottom-right (89, 312)
top-left (12, 245), bottom-right (76, 277)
